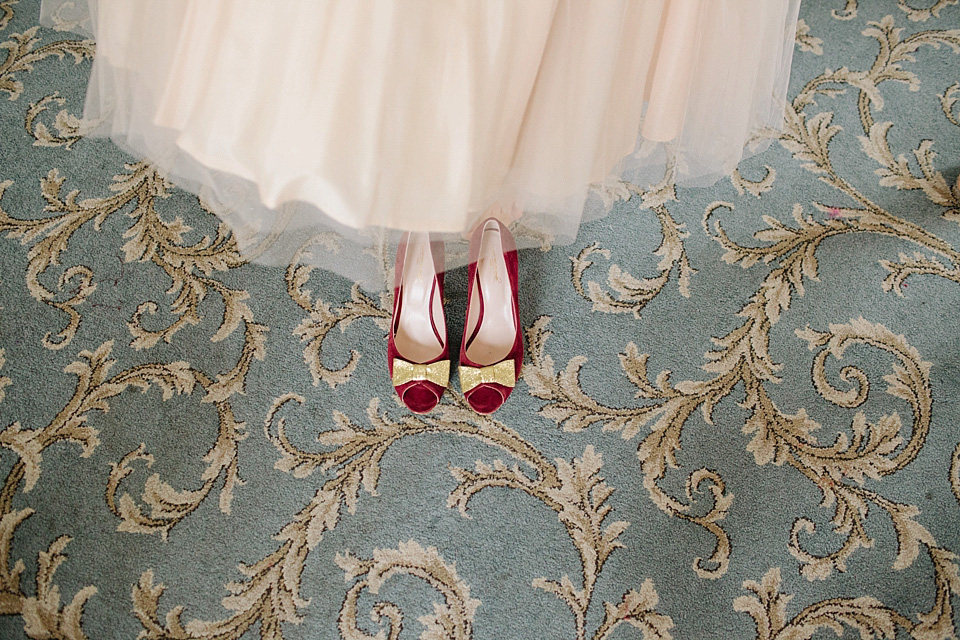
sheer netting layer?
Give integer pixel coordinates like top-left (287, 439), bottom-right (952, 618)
top-left (40, 0), bottom-right (801, 290)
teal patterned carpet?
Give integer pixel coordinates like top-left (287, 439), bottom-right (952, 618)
top-left (2, 0), bottom-right (960, 638)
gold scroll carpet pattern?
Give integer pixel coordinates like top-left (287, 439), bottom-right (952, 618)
top-left (1, 0), bottom-right (960, 638)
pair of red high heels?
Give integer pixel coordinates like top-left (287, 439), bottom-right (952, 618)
top-left (386, 218), bottom-right (523, 414)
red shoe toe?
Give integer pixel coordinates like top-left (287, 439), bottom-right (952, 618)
top-left (400, 381), bottom-right (442, 414)
top-left (464, 383), bottom-right (508, 415)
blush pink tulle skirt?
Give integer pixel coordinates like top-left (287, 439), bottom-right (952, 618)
top-left (41, 0), bottom-right (801, 289)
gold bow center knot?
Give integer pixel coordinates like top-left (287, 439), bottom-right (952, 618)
top-left (460, 360), bottom-right (515, 393)
top-left (392, 359), bottom-right (450, 387)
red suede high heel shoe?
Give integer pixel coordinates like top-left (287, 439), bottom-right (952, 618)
top-left (387, 232), bottom-right (449, 413)
top-left (459, 218), bottom-right (523, 414)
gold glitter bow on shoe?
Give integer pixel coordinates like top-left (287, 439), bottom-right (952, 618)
top-left (459, 360), bottom-right (516, 393)
top-left (391, 359), bottom-right (450, 387)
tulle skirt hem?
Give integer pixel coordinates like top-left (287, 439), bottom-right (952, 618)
top-left (41, 0), bottom-right (801, 290)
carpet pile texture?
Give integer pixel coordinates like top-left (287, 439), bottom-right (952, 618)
top-left (1, 0), bottom-right (960, 638)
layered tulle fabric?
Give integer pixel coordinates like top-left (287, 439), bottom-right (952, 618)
top-left (41, 0), bottom-right (801, 290)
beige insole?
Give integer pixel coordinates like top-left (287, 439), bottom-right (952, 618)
top-left (395, 232), bottom-right (445, 363)
top-left (465, 222), bottom-right (516, 366)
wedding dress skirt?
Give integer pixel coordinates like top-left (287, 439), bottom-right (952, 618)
top-left (41, 0), bottom-right (801, 290)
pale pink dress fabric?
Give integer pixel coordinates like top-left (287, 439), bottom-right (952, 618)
top-left (41, 0), bottom-right (801, 289)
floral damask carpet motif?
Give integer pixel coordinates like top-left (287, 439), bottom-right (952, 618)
top-left (1, 0), bottom-right (960, 638)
